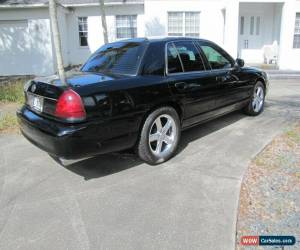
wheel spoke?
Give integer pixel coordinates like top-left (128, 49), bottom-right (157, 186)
top-left (155, 138), bottom-right (163, 154)
top-left (149, 133), bottom-right (160, 142)
top-left (155, 118), bottom-right (163, 132)
top-left (256, 95), bottom-right (261, 101)
top-left (252, 98), bottom-right (257, 109)
top-left (163, 135), bottom-right (174, 145)
top-left (257, 99), bottom-right (260, 111)
top-left (256, 87), bottom-right (261, 97)
top-left (255, 99), bottom-right (260, 111)
top-left (162, 120), bottom-right (172, 134)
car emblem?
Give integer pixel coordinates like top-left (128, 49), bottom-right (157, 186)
top-left (31, 84), bottom-right (36, 92)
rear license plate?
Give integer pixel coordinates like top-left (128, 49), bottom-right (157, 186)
top-left (27, 93), bottom-right (44, 112)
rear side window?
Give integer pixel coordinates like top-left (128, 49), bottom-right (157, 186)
top-left (167, 43), bottom-right (183, 74)
top-left (174, 41), bottom-right (205, 72)
top-left (141, 43), bottom-right (165, 76)
top-left (200, 44), bottom-right (232, 70)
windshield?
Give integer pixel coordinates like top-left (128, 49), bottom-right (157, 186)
top-left (81, 41), bottom-right (146, 76)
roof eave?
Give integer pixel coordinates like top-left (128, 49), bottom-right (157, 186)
top-left (0, 4), bottom-right (48, 8)
top-left (0, 1), bottom-right (144, 9)
top-left (64, 2), bottom-right (144, 7)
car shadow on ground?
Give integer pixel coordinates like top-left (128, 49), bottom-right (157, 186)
top-left (177, 111), bottom-right (245, 154)
top-left (59, 110), bottom-right (246, 180)
top-left (62, 152), bottom-right (142, 180)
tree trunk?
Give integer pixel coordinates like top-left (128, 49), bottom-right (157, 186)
top-left (99, 0), bottom-right (108, 44)
top-left (49, 0), bottom-right (67, 85)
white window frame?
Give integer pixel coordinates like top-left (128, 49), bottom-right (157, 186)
top-left (116, 15), bottom-right (137, 39)
top-left (167, 11), bottom-right (200, 38)
top-left (293, 13), bottom-right (300, 49)
top-left (78, 17), bottom-right (88, 47)
top-left (167, 12), bottom-right (184, 36)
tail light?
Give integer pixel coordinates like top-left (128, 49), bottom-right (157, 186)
top-left (55, 89), bottom-right (86, 121)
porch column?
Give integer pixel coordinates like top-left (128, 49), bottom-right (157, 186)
top-left (223, 0), bottom-right (239, 58)
top-left (279, 0), bottom-right (296, 69)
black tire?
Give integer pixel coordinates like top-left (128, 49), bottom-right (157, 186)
top-left (243, 81), bottom-right (265, 116)
top-left (137, 106), bottom-right (181, 165)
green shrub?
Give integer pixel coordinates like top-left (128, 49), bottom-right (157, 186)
top-left (0, 80), bottom-right (25, 103)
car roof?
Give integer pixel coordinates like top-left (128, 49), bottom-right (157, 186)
top-left (118, 37), bottom-right (211, 44)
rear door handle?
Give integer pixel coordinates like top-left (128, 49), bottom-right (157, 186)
top-left (216, 75), bottom-right (234, 83)
top-left (175, 82), bottom-right (188, 90)
top-left (216, 76), bottom-right (226, 82)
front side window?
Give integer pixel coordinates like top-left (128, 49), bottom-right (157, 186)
top-left (168, 12), bottom-right (200, 37)
top-left (174, 41), bottom-right (205, 72)
top-left (293, 13), bottom-right (300, 48)
top-left (78, 17), bottom-right (88, 46)
top-left (81, 42), bottom-right (146, 76)
top-left (116, 15), bottom-right (137, 39)
top-left (200, 44), bottom-right (232, 70)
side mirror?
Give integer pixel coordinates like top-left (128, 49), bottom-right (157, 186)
top-left (235, 58), bottom-right (245, 68)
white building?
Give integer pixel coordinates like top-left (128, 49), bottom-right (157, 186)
top-left (0, 0), bottom-right (300, 76)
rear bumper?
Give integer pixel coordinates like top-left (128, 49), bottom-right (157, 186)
top-left (17, 106), bottom-right (137, 159)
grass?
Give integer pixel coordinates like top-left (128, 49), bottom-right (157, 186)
top-left (0, 79), bottom-right (27, 133)
top-left (0, 113), bottom-right (19, 133)
top-left (0, 80), bottom-right (25, 104)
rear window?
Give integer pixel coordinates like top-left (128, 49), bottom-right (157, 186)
top-left (81, 41), bottom-right (146, 76)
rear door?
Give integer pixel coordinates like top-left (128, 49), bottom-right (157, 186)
top-left (166, 40), bottom-right (220, 127)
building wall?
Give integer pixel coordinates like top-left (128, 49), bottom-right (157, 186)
top-left (279, 0), bottom-right (300, 70)
top-left (0, 8), bottom-right (54, 76)
top-left (243, 3), bottom-right (281, 45)
top-left (144, 0), bottom-right (225, 47)
top-left (238, 2), bottom-right (282, 63)
top-left (0, 0), bottom-right (300, 76)
top-left (65, 4), bottom-right (144, 66)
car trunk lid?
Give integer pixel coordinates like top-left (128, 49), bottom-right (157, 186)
top-left (24, 71), bottom-right (118, 122)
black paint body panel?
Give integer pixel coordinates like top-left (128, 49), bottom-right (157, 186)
top-left (18, 37), bottom-right (269, 159)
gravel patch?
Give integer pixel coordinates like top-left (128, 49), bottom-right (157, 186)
top-left (236, 124), bottom-right (300, 250)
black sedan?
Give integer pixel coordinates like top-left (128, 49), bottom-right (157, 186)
top-left (17, 37), bottom-right (269, 164)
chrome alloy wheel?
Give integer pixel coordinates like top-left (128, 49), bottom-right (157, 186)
top-left (252, 85), bottom-right (264, 112)
top-left (148, 114), bottom-right (177, 157)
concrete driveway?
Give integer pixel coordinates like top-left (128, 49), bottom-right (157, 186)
top-left (0, 80), bottom-right (299, 250)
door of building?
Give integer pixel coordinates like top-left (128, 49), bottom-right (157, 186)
top-left (238, 13), bottom-right (263, 63)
